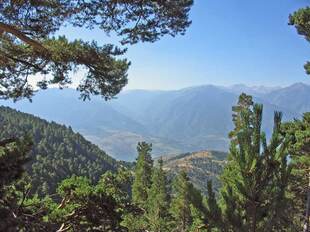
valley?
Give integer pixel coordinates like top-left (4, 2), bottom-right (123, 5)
top-left (1, 83), bottom-right (308, 161)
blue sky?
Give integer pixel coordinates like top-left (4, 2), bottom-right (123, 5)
top-left (58, 0), bottom-right (310, 90)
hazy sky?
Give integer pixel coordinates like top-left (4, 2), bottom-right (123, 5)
top-left (58, 0), bottom-right (310, 90)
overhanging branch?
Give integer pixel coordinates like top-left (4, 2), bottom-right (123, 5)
top-left (0, 22), bottom-right (47, 52)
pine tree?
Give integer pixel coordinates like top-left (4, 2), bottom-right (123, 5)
top-left (170, 171), bottom-right (193, 232)
top-left (282, 113), bottom-right (310, 231)
top-left (204, 181), bottom-right (223, 231)
top-left (219, 98), bottom-right (293, 232)
top-left (229, 93), bottom-right (254, 141)
top-left (170, 171), bottom-right (206, 232)
top-left (123, 142), bottom-right (153, 231)
top-left (132, 142), bottom-right (153, 208)
top-left (146, 158), bottom-right (170, 232)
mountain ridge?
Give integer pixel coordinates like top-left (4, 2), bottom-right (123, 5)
top-left (1, 82), bottom-right (309, 161)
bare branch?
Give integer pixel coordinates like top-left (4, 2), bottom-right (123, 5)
top-left (56, 223), bottom-right (71, 232)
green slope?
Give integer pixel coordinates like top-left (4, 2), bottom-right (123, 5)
top-left (0, 106), bottom-right (120, 195)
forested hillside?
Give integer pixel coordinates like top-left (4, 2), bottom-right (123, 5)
top-left (0, 105), bottom-right (226, 197)
top-left (0, 106), bottom-right (120, 195)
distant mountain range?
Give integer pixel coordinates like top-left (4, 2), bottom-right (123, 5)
top-left (1, 82), bottom-right (309, 161)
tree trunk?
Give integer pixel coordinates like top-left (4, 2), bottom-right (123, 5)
top-left (252, 203), bottom-right (257, 232)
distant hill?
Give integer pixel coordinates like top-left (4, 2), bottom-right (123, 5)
top-left (0, 106), bottom-right (121, 195)
top-left (1, 83), bottom-right (308, 161)
top-left (141, 86), bottom-right (235, 145)
top-left (113, 85), bottom-right (299, 155)
top-left (160, 150), bottom-right (227, 195)
top-left (1, 89), bottom-right (148, 136)
top-left (111, 89), bottom-right (167, 122)
top-left (262, 83), bottom-right (310, 115)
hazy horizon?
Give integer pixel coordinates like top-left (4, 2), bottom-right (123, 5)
top-left (121, 81), bottom-right (308, 92)
top-left (29, 81), bottom-right (308, 93)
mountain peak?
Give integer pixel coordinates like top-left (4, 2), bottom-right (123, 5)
top-left (287, 82), bottom-right (309, 90)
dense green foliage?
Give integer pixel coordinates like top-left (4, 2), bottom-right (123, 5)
top-left (125, 144), bottom-right (207, 232)
top-left (45, 169), bottom-right (133, 231)
top-left (146, 158), bottom-right (171, 232)
top-left (0, 106), bottom-right (120, 195)
top-left (282, 113), bottom-right (310, 230)
top-left (1, 168), bottom-right (134, 231)
top-left (0, 135), bottom-right (35, 231)
top-left (170, 171), bottom-right (206, 232)
top-left (275, 6), bottom-right (310, 229)
top-left (0, 0), bottom-right (193, 101)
